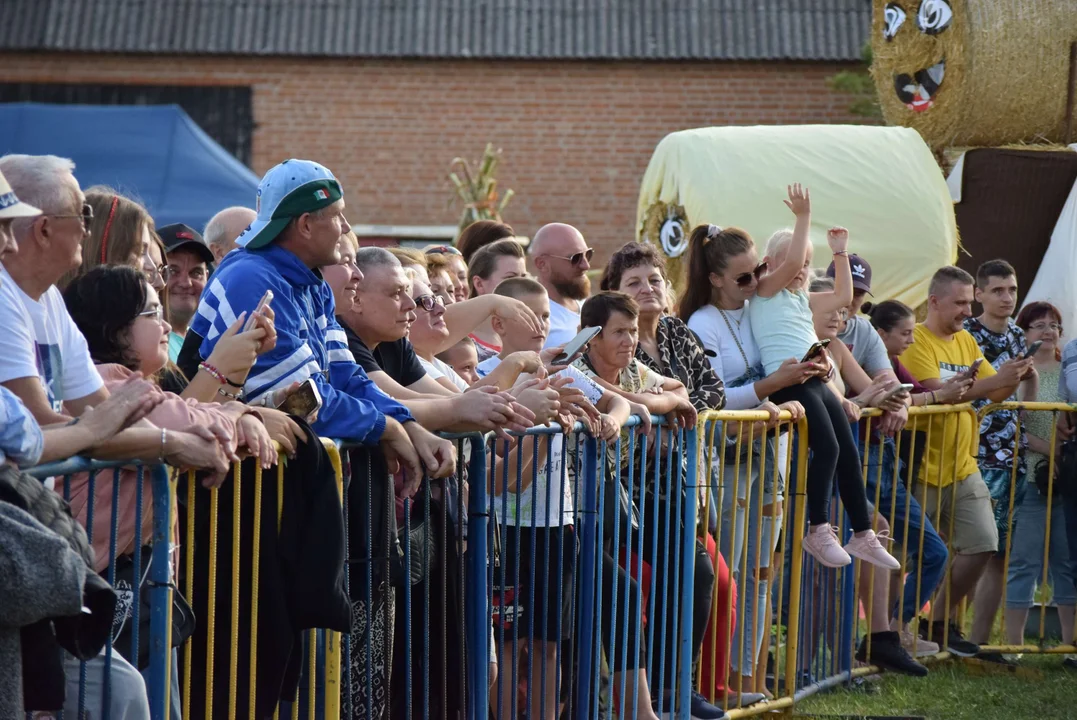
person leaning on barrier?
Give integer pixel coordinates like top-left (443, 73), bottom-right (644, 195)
top-left (1056, 332), bottom-right (1077, 611)
top-left (573, 290), bottom-right (735, 719)
top-left (185, 158), bottom-right (455, 487)
top-left (475, 276), bottom-right (630, 720)
top-left (964, 260), bottom-right (1039, 659)
top-left (899, 266), bottom-right (1032, 657)
top-left (158, 223), bottom-right (214, 364)
top-left (1005, 303), bottom-right (1077, 650)
top-left (466, 237), bottom-right (529, 362)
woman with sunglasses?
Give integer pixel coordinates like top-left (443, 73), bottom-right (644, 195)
top-left (679, 224), bottom-right (817, 701)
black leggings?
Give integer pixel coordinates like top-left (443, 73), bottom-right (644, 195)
top-left (771, 378), bottom-right (872, 531)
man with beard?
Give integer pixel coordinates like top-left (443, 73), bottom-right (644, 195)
top-left (531, 223), bottom-right (594, 350)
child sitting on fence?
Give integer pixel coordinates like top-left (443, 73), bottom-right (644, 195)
top-left (747, 185), bottom-right (899, 571)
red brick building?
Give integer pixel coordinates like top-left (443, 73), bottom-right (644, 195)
top-left (1, 0), bottom-right (871, 262)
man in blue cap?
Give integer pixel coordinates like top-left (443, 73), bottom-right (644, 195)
top-left (188, 158), bottom-right (455, 486)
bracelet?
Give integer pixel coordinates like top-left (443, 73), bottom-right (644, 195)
top-left (218, 386), bottom-right (243, 401)
top-left (832, 250), bottom-right (849, 256)
top-left (224, 377), bottom-right (244, 389)
top-left (930, 391), bottom-right (937, 404)
top-left (199, 362), bottom-right (228, 385)
top-left (159, 428), bottom-right (168, 461)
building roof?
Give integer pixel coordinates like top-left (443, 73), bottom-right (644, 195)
top-left (2, 0), bottom-right (870, 61)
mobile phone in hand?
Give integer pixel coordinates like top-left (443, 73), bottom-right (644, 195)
top-left (243, 290), bottom-right (274, 332)
top-left (551, 326), bottom-right (602, 365)
top-left (801, 339), bottom-right (831, 364)
top-left (1023, 340), bottom-right (1043, 359)
top-left (278, 378), bottom-right (322, 419)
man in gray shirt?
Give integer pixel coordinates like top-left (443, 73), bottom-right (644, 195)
top-left (827, 253), bottom-right (893, 377)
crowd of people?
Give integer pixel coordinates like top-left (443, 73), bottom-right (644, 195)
top-left (1, 152), bottom-right (1075, 720)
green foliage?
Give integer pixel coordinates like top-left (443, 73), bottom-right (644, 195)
top-left (828, 43), bottom-right (883, 120)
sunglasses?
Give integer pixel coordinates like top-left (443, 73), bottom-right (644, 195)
top-left (426, 245), bottom-right (462, 256)
top-left (49, 202), bottom-right (94, 232)
top-left (545, 247), bottom-right (595, 266)
top-left (413, 294), bottom-right (446, 312)
top-left (734, 262), bottom-right (767, 287)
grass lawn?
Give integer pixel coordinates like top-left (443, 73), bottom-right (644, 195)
top-left (793, 654), bottom-right (1077, 719)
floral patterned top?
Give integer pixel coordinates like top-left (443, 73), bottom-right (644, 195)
top-left (635, 316), bottom-right (726, 413)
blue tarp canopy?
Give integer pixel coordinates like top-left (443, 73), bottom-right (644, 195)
top-left (0, 102), bottom-right (258, 231)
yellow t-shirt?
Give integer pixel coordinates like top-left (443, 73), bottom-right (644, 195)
top-left (899, 324), bottom-right (995, 487)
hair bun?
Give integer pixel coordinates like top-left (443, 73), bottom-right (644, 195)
top-left (861, 301), bottom-right (875, 316)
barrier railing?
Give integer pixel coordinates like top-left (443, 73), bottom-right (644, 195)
top-left (21, 401), bottom-right (1077, 720)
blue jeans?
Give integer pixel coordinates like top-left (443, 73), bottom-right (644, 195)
top-left (139, 647), bottom-right (182, 720)
top-left (864, 439), bottom-right (949, 624)
top-left (1005, 486), bottom-right (1077, 609)
top-left (1063, 490), bottom-right (1077, 597)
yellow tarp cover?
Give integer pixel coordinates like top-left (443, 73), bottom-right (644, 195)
top-left (637, 124), bottom-right (958, 310)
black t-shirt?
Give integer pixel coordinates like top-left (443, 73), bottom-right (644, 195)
top-left (341, 320), bottom-right (427, 388)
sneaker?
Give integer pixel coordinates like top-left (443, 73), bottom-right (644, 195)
top-left (803, 524), bottom-right (852, 568)
top-left (1063, 656), bottom-right (1077, 671)
top-left (844, 529), bottom-right (901, 570)
top-left (897, 627), bottom-right (939, 658)
top-left (654, 691), bottom-right (728, 720)
top-left (713, 691), bottom-right (767, 709)
top-left (977, 651), bottom-right (1018, 667)
top-left (856, 631), bottom-right (928, 677)
top-left (920, 620), bottom-right (980, 658)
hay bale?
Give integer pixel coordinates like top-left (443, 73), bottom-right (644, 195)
top-left (871, 0), bottom-right (1077, 148)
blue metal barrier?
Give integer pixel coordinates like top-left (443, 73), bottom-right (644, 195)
top-left (25, 458), bottom-right (172, 720)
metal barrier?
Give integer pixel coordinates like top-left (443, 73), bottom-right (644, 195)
top-left (975, 402), bottom-right (1077, 656)
top-left (24, 401), bottom-right (1077, 720)
top-left (24, 458), bottom-right (172, 720)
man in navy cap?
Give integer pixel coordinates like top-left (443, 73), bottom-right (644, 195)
top-left (159, 223), bottom-right (214, 362)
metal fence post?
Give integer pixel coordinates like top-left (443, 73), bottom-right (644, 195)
top-left (147, 464), bottom-right (173, 720)
top-left (575, 433), bottom-right (600, 720)
top-left (465, 435), bottom-right (490, 720)
top-left (678, 428), bottom-right (700, 717)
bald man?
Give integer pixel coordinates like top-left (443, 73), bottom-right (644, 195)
top-left (203, 206), bottom-right (256, 263)
top-left (530, 223), bottom-right (594, 349)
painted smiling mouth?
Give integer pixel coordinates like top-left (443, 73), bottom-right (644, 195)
top-left (894, 60), bottom-right (945, 112)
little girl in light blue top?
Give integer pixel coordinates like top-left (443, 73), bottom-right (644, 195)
top-left (748, 184), bottom-right (899, 572)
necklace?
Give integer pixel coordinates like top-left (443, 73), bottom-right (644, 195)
top-left (717, 306), bottom-right (751, 372)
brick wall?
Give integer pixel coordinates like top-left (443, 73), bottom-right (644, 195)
top-left (3, 52), bottom-right (863, 263)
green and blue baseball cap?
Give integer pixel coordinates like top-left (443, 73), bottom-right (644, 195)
top-left (235, 159), bottom-right (344, 250)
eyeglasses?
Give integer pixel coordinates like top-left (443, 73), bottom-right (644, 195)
top-left (1029, 322), bottom-right (1062, 332)
top-left (734, 262), bottom-right (767, 287)
top-left (426, 245), bottom-right (462, 257)
top-left (413, 294), bottom-right (446, 312)
top-left (137, 306), bottom-right (164, 322)
top-left (48, 203), bottom-right (94, 232)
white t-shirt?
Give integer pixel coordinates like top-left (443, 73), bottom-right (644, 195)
top-left (418, 355), bottom-right (469, 392)
top-left (483, 358), bottom-right (603, 527)
top-left (686, 304), bottom-right (763, 410)
top-left (545, 299), bottom-right (581, 351)
top-left (0, 266), bottom-right (103, 412)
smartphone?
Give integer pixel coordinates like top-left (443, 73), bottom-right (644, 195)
top-left (961, 358), bottom-right (984, 380)
top-left (278, 378), bottom-right (322, 419)
top-left (1023, 340), bottom-right (1044, 359)
top-left (801, 338), bottom-right (831, 363)
top-left (881, 383), bottom-right (915, 402)
top-left (243, 290), bottom-right (274, 332)
top-left (551, 326), bottom-right (602, 365)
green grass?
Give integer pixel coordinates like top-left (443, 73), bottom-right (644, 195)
top-left (793, 654), bottom-right (1077, 719)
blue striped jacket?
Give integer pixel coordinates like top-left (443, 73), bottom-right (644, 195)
top-left (190, 245), bottom-right (412, 444)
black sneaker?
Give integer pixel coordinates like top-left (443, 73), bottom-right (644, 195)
top-left (921, 620), bottom-right (980, 658)
top-left (1063, 656), bottom-right (1077, 671)
top-left (856, 631), bottom-right (928, 677)
top-left (977, 651), bottom-right (1018, 667)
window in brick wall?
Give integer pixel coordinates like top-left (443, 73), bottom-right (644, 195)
top-left (0, 82), bottom-right (254, 167)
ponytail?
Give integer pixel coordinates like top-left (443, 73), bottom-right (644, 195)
top-left (866, 299), bottom-right (914, 332)
top-left (676, 224), bottom-right (754, 322)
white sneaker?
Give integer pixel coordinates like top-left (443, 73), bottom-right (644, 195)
top-left (899, 628), bottom-right (939, 657)
top-left (845, 529), bottom-right (901, 570)
top-left (803, 524), bottom-right (852, 568)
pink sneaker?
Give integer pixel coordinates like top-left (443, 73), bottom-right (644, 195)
top-left (845, 529), bottom-right (901, 570)
top-left (803, 524), bottom-right (851, 568)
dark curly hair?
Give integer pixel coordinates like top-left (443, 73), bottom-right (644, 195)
top-left (63, 265), bottom-right (148, 371)
top-left (600, 241), bottom-right (667, 292)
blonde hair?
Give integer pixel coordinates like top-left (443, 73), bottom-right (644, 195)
top-left (764, 228), bottom-right (794, 257)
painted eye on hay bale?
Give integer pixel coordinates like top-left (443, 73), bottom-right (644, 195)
top-left (871, 0), bottom-right (1077, 148)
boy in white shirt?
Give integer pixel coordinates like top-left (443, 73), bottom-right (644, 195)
top-left (480, 277), bottom-right (629, 720)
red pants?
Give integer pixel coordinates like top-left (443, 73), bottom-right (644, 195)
top-left (618, 533), bottom-right (735, 696)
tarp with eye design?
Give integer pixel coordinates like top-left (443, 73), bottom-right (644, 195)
top-left (871, 0), bottom-right (1077, 148)
top-left (636, 124), bottom-right (958, 311)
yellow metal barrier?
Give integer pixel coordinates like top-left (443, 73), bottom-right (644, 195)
top-left (176, 439), bottom-right (344, 720)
